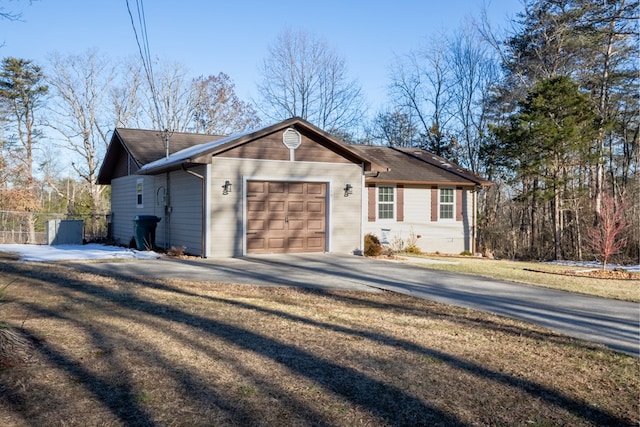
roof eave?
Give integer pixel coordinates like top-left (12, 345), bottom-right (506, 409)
top-left (365, 178), bottom-right (488, 187)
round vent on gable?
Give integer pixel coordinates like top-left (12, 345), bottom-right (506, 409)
top-left (283, 128), bottom-right (302, 150)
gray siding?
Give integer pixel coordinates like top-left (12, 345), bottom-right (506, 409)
top-left (110, 170), bottom-right (205, 256)
top-left (153, 167), bottom-right (206, 256)
top-left (110, 175), bottom-right (155, 246)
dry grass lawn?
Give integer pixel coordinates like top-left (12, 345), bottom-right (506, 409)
top-left (0, 256), bottom-right (638, 426)
top-left (401, 255), bottom-right (640, 302)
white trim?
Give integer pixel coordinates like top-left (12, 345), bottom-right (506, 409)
top-left (438, 187), bottom-right (455, 222)
top-left (361, 173), bottom-right (366, 253)
top-left (215, 157), bottom-right (351, 167)
top-left (136, 178), bottom-right (144, 208)
top-left (204, 164), bottom-right (211, 257)
top-left (376, 185), bottom-right (396, 222)
top-left (242, 176), bottom-right (331, 256)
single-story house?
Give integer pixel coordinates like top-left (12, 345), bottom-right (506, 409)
top-left (97, 117), bottom-right (490, 257)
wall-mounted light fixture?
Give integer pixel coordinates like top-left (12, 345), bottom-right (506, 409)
top-left (343, 183), bottom-right (353, 197)
top-left (222, 180), bottom-right (232, 195)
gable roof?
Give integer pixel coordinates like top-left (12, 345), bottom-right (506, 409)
top-left (97, 119), bottom-right (490, 188)
top-left (97, 128), bottom-right (225, 184)
top-left (348, 145), bottom-right (490, 187)
top-left (137, 117), bottom-right (377, 175)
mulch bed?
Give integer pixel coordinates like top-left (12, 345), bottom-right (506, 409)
top-left (524, 267), bottom-right (639, 280)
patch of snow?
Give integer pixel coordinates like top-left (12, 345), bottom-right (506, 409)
top-left (548, 260), bottom-right (640, 273)
top-left (139, 127), bottom-right (257, 172)
top-left (0, 243), bottom-right (162, 262)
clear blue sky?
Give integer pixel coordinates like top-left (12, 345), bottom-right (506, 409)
top-left (2, 0), bottom-right (521, 115)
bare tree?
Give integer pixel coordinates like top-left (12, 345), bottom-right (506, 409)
top-left (370, 109), bottom-right (419, 147)
top-left (256, 29), bottom-right (365, 133)
top-left (389, 37), bottom-right (456, 159)
top-left (588, 191), bottom-right (628, 269)
top-left (142, 59), bottom-right (195, 132)
top-left (46, 50), bottom-right (115, 234)
top-left (448, 23), bottom-right (499, 174)
top-left (191, 73), bottom-right (260, 135)
top-left (111, 57), bottom-right (144, 129)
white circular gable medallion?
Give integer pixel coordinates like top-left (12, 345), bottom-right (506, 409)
top-left (283, 128), bottom-right (302, 150)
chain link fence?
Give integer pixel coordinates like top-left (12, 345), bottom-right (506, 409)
top-left (0, 210), bottom-right (110, 244)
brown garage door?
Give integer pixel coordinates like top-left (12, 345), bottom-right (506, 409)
top-left (246, 181), bottom-right (326, 254)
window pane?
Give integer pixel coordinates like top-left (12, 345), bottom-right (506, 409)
top-left (136, 181), bottom-right (143, 207)
top-left (377, 187), bottom-right (394, 219)
top-left (440, 188), bottom-right (453, 203)
top-left (440, 204), bottom-right (453, 219)
top-left (439, 188), bottom-right (454, 219)
top-left (379, 204), bottom-right (394, 219)
top-left (378, 187), bottom-right (394, 202)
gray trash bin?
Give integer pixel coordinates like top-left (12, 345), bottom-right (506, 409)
top-left (133, 215), bottom-right (161, 250)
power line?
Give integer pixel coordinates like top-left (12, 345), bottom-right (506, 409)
top-left (125, 0), bottom-right (163, 129)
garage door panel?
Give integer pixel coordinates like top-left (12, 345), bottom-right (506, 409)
top-left (288, 201), bottom-right (304, 212)
top-left (247, 201), bottom-right (265, 211)
top-left (247, 220), bottom-right (265, 231)
top-left (308, 219), bottom-right (324, 231)
top-left (288, 237), bottom-right (304, 249)
top-left (269, 201), bottom-right (285, 211)
top-left (288, 183), bottom-right (304, 194)
top-left (268, 238), bottom-right (285, 250)
top-left (308, 183), bottom-right (325, 195)
top-left (288, 219), bottom-right (304, 230)
top-left (246, 181), bottom-right (326, 254)
top-left (268, 219), bottom-right (285, 230)
top-left (268, 182), bottom-right (285, 193)
top-left (307, 236), bottom-right (324, 250)
top-left (247, 237), bottom-right (265, 251)
top-left (247, 181), bottom-right (265, 193)
top-left (307, 201), bottom-right (324, 213)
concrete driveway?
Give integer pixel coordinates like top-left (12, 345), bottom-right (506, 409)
top-left (72, 253), bottom-right (640, 356)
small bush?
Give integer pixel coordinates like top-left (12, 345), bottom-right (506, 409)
top-left (460, 250), bottom-right (473, 256)
top-left (404, 227), bottom-right (422, 254)
top-left (364, 233), bottom-right (382, 257)
top-left (389, 235), bottom-right (404, 253)
top-left (405, 245), bottom-right (422, 255)
top-left (167, 246), bottom-right (187, 257)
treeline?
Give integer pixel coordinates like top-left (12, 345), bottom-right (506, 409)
top-left (367, 0), bottom-right (639, 263)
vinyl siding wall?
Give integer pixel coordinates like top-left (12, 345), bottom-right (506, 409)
top-left (110, 175), bottom-right (156, 246)
top-left (207, 158), bottom-right (363, 257)
top-left (152, 167), bottom-right (206, 256)
top-left (363, 185), bottom-right (475, 254)
top-left (110, 169), bottom-right (205, 256)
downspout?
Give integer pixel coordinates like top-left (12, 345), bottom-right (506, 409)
top-left (165, 172), bottom-right (170, 250)
top-left (182, 164), bottom-right (206, 258)
top-left (164, 130), bottom-right (171, 251)
top-left (472, 185), bottom-right (482, 255)
top-left (472, 187), bottom-right (476, 254)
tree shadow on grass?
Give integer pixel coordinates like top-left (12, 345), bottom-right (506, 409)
top-left (0, 261), bottom-right (466, 426)
top-left (1, 260), bottom-right (635, 426)
top-left (180, 255), bottom-right (639, 355)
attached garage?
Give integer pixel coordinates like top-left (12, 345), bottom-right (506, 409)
top-left (246, 181), bottom-right (327, 254)
top-left (98, 118), bottom-right (378, 257)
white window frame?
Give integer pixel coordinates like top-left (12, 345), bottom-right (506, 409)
top-left (377, 186), bottom-right (395, 221)
top-left (439, 187), bottom-right (455, 221)
top-left (136, 178), bottom-right (144, 208)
